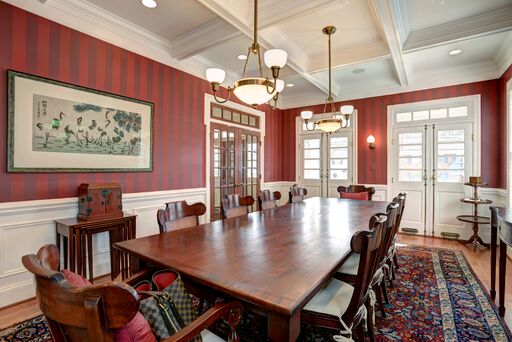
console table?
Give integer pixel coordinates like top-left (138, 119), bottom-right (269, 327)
top-left (55, 214), bottom-right (136, 282)
top-left (490, 206), bottom-right (512, 316)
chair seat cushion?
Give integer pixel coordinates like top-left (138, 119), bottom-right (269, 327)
top-left (303, 278), bottom-right (354, 318)
top-left (340, 191), bottom-right (368, 200)
top-left (337, 253), bottom-right (359, 276)
top-left (62, 269), bottom-right (92, 287)
top-left (201, 329), bottom-right (225, 342)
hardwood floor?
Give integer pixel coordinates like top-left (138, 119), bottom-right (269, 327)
top-left (1, 234), bottom-right (512, 331)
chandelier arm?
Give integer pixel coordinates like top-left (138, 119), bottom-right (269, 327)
top-left (241, 48), bottom-right (252, 79)
top-left (305, 120), bottom-right (316, 131)
top-left (265, 77), bottom-right (277, 94)
top-left (213, 87), bottom-right (231, 104)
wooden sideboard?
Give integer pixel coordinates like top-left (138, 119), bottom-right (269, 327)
top-left (55, 214), bottom-right (136, 282)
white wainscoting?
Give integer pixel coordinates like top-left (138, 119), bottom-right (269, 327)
top-left (0, 188), bottom-right (206, 308)
top-left (261, 181), bottom-right (296, 206)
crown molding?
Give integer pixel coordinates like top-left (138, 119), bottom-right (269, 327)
top-left (258, 0), bottom-right (334, 28)
top-left (403, 6), bottom-right (512, 52)
top-left (495, 33), bottom-right (512, 77)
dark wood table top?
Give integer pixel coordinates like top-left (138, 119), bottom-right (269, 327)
top-left (114, 197), bottom-right (389, 316)
top-left (492, 207), bottom-right (512, 247)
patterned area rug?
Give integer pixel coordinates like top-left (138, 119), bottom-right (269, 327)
top-left (1, 245), bottom-right (510, 341)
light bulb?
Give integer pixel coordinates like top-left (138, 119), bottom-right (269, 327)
top-left (367, 135), bottom-right (375, 144)
top-left (301, 111), bottom-right (313, 120)
top-left (206, 68), bottom-right (226, 84)
top-left (340, 105), bottom-right (354, 115)
top-left (264, 49), bottom-right (288, 68)
top-left (276, 79), bottom-right (285, 93)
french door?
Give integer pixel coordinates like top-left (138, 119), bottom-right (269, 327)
top-left (299, 132), bottom-right (354, 198)
top-left (392, 122), bottom-right (473, 237)
top-left (210, 123), bottom-right (260, 221)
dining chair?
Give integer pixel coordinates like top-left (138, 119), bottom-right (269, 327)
top-left (221, 194), bottom-right (255, 219)
top-left (258, 190), bottom-right (281, 210)
top-left (301, 214), bottom-right (386, 341)
top-left (337, 185), bottom-right (375, 200)
top-left (335, 202), bottom-right (399, 318)
top-left (22, 244), bottom-right (243, 342)
top-left (289, 184), bottom-right (307, 203)
top-left (387, 193), bottom-right (407, 275)
top-left (157, 201), bottom-right (207, 233)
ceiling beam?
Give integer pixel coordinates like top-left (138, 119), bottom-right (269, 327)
top-left (258, 0), bottom-right (336, 28)
top-left (369, 0), bottom-right (409, 86)
top-left (195, 0), bottom-right (331, 95)
top-left (403, 6), bottom-right (512, 53)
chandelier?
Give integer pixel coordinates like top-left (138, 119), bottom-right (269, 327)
top-left (301, 26), bottom-right (354, 133)
top-left (205, 0), bottom-right (287, 107)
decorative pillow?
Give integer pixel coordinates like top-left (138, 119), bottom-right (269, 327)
top-left (62, 269), bottom-right (92, 288)
top-left (61, 269), bottom-right (155, 342)
top-left (340, 191), bottom-right (369, 200)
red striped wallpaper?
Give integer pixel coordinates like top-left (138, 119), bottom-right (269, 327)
top-left (282, 80), bottom-right (502, 188)
top-left (0, 2), bottom-right (283, 203)
top-left (499, 63), bottom-right (512, 189)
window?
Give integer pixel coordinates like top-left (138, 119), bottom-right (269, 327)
top-left (211, 104), bottom-right (259, 129)
top-left (437, 129), bottom-right (465, 183)
top-left (398, 132), bottom-right (423, 182)
top-left (395, 105), bottom-right (468, 123)
top-left (303, 138), bottom-right (321, 179)
top-left (329, 137), bottom-right (349, 180)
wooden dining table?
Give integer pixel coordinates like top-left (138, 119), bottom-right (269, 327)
top-left (113, 197), bottom-right (389, 341)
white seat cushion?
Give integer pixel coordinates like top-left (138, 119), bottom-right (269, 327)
top-left (201, 329), bottom-right (226, 342)
top-left (336, 253), bottom-right (359, 276)
top-left (303, 279), bottom-right (354, 317)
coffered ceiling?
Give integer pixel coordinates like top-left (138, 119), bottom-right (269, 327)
top-left (10, 0), bottom-right (512, 109)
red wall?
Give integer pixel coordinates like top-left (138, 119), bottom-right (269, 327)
top-left (282, 81), bottom-right (502, 187)
top-left (0, 2), bottom-right (283, 203)
top-left (499, 63), bottom-right (512, 189)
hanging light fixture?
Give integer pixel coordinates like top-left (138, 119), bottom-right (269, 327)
top-left (301, 26), bottom-right (354, 133)
top-left (205, 0), bottom-right (287, 107)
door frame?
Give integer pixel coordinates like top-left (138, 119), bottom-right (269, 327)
top-left (295, 110), bottom-right (359, 187)
top-left (204, 94), bottom-right (265, 222)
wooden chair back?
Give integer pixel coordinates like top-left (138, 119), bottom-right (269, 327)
top-left (289, 184), bottom-right (307, 203)
top-left (258, 190), bottom-right (281, 210)
top-left (376, 202), bottom-right (399, 264)
top-left (342, 215), bottom-right (385, 325)
top-left (157, 201), bottom-right (206, 233)
top-left (337, 185), bottom-right (375, 200)
top-left (222, 194), bottom-right (255, 219)
top-left (22, 244), bottom-right (139, 342)
top-left (393, 193), bottom-right (407, 229)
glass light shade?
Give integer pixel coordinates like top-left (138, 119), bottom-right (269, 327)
top-left (317, 119), bottom-right (341, 133)
top-left (142, 0), bottom-right (157, 8)
top-left (276, 79), bottom-right (285, 92)
top-left (301, 110), bottom-right (313, 120)
top-left (367, 135), bottom-right (376, 144)
top-left (340, 105), bottom-right (354, 115)
top-left (206, 68), bottom-right (226, 83)
top-left (233, 78), bottom-right (276, 106)
top-left (264, 49), bottom-right (288, 68)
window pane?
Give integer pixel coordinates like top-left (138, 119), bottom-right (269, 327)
top-left (331, 170), bottom-right (348, 180)
top-left (399, 170), bottom-right (422, 182)
top-left (330, 159), bottom-right (348, 169)
top-left (449, 106), bottom-right (468, 117)
top-left (430, 108), bottom-right (447, 119)
top-left (241, 115), bottom-right (248, 124)
top-left (212, 107), bottom-right (222, 118)
top-left (304, 139), bottom-right (320, 148)
top-left (330, 137), bottom-right (348, 147)
top-left (438, 129), bottom-right (464, 143)
top-left (304, 159), bottom-right (320, 169)
top-left (399, 132), bottom-right (422, 144)
top-left (413, 111), bottom-right (429, 121)
top-left (399, 157), bottom-right (422, 169)
top-left (396, 112), bottom-right (412, 122)
top-left (399, 145), bottom-right (422, 157)
top-left (330, 148), bottom-right (348, 158)
top-left (438, 156), bottom-right (464, 170)
top-left (438, 143), bottom-right (464, 156)
top-left (232, 112), bottom-right (240, 122)
top-left (437, 170), bottom-right (464, 183)
top-left (304, 149), bottom-right (320, 159)
top-left (249, 117), bottom-right (256, 127)
top-left (304, 169), bottom-right (320, 179)
top-left (223, 110), bottom-right (232, 121)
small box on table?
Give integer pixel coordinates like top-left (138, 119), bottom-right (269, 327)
top-left (77, 183), bottom-right (123, 221)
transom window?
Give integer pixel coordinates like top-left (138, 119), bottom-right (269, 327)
top-left (396, 105), bottom-right (468, 123)
top-left (211, 104), bottom-right (260, 129)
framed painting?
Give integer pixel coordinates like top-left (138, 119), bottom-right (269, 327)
top-left (7, 70), bottom-right (153, 172)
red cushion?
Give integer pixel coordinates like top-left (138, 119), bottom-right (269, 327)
top-left (62, 270), bottom-right (155, 342)
top-left (113, 312), bottom-right (156, 342)
top-left (152, 270), bottom-right (178, 291)
top-left (62, 269), bottom-right (92, 288)
top-left (340, 191), bottom-right (369, 200)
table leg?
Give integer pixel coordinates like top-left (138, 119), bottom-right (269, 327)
top-left (69, 227), bottom-right (75, 272)
top-left (74, 228), bottom-right (81, 275)
top-left (81, 230), bottom-right (87, 277)
top-left (491, 224), bottom-right (497, 300)
top-left (267, 311), bottom-right (300, 342)
top-left (63, 236), bottom-right (68, 269)
top-left (499, 239), bottom-right (507, 317)
top-left (87, 232), bottom-right (94, 283)
top-left (56, 230), bottom-right (60, 264)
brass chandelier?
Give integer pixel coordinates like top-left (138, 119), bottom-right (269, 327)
top-left (301, 26), bottom-right (354, 133)
top-left (206, 0), bottom-right (287, 107)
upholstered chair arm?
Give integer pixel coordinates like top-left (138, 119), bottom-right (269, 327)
top-left (162, 300), bottom-right (243, 342)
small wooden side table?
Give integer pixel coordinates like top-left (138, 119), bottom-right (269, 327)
top-left (55, 214), bottom-right (136, 282)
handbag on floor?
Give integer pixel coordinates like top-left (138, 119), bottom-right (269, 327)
top-left (135, 269), bottom-right (202, 342)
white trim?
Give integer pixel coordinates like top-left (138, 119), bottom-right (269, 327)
top-left (507, 78), bottom-right (512, 206)
top-left (203, 93), bottom-right (265, 221)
